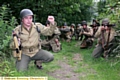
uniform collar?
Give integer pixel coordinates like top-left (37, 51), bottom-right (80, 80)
top-left (22, 23), bottom-right (34, 33)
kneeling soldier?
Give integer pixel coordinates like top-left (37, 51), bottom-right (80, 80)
top-left (10, 9), bottom-right (56, 71)
top-left (80, 21), bottom-right (94, 49)
top-left (92, 18), bottom-right (117, 58)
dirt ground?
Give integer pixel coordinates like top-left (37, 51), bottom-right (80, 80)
top-left (48, 41), bottom-right (97, 80)
top-left (48, 53), bottom-right (83, 80)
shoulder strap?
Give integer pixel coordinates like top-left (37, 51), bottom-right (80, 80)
top-left (36, 25), bottom-right (41, 33)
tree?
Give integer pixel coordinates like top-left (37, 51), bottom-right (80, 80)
top-left (0, 0), bottom-right (93, 25)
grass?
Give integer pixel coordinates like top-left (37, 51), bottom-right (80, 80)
top-left (1, 39), bottom-right (120, 80)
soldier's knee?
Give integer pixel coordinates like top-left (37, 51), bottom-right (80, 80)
top-left (16, 64), bottom-right (28, 71)
top-left (92, 53), bottom-right (101, 58)
top-left (47, 54), bottom-right (54, 62)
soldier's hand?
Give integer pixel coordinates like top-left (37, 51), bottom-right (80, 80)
top-left (101, 26), bottom-right (105, 31)
top-left (47, 16), bottom-right (55, 25)
top-left (12, 30), bottom-right (16, 36)
top-left (12, 31), bottom-right (21, 46)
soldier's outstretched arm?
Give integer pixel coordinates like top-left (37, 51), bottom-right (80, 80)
top-left (37, 16), bottom-right (57, 36)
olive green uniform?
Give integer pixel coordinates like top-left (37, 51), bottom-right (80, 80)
top-left (10, 22), bottom-right (57, 71)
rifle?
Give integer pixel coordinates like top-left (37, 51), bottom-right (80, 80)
top-left (13, 33), bottom-right (22, 60)
top-left (101, 24), bottom-right (113, 58)
top-left (79, 28), bottom-right (84, 40)
top-left (103, 29), bottom-right (111, 58)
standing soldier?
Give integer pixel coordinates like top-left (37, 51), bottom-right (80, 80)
top-left (92, 18), bottom-right (117, 58)
top-left (79, 21), bottom-right (94, 49)
top-left (10, 9), bottom-right (56, 71)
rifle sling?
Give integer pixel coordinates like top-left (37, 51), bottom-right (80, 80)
top-left (105, 28), bottom-right (111, 50)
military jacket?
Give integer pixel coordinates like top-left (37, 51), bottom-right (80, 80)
top-left (10, 22), bottom-right (57, 57)
top-left (80, 26), bottom-right (93, 37)
top-left (94, 26), bottom-right (116, 43)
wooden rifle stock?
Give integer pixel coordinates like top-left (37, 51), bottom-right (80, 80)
top-left (103, 28), bottom-right (111, 58)
top-left (13, 34), bottom-right (22, 60)
top-left (101, 30), bottom-right (105, 48)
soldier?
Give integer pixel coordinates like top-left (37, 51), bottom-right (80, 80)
top-left (70, 23), bottom-right (75, 40)
top-left (90, 19), bottom-right (100, 47)
top-left (90, 19), bottom-right (100, 36)
top-left (10, 9), bottom-right (56, 71)
top-left (41, 20), bottom-right (61, 52)
top-left (59, 23), bottom-right (71, 42)
top-left (75, 24), bottom-right (82, 40)
top-left (79, 21), bottom-right (94, 49)
top-left (92, 18), bottom-right (117, 58)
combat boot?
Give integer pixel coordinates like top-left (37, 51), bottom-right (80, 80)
top-left (34, 60), bottom-right (43, 69)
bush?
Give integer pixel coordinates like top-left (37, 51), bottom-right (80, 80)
top-left (0, 4), bottom-right (18, 59)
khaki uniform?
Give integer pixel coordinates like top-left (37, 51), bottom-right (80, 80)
top-left (41, 27), bottom-right (61, 52)
top-left (92, 26), bottom-right (117, 58)
top-left (70, 26), bottom-right (75, 39)
top-left (10, 22), bottom-right (57, 71)
top-left (80, 26), bottom-right (93, 48)
top-left (94, 27), bottom-right (116, 43)
top-left (75, 26), bottom-right (82, 40)
top-left (60, 26), bottom-right (71, 42)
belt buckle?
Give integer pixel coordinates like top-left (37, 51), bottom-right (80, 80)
top-left (29, 47), bottom-right (33, 52)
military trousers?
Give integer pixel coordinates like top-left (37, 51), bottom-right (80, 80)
top-left (92, 44), bottom-right (104, 58)
top-left (16, 49), bottom-right (54, 71)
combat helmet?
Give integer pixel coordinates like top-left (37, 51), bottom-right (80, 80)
top-left (71, 23), bottom-right (75, 27)
top-left (81, 21), bottom-right (87, 26)
top-left (90, 19), bottom-right (100, 27)
top-left (102, 18), bottom-right (109, 25)
top-left (77, 24), bottom-right (81, 27)
top-left (20, 9), bottom-right (33, 19)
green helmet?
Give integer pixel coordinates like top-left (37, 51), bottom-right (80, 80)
top-left (102, 18), bottom-right (109, 25)
top-left (71, 23), bottom-right (75, 27)
top-left (20, 9), bottom-right (33, 19)
top-left (77, 24), bottom-right (81, 27)
top-left (81, 21), bottom-right (87, 26)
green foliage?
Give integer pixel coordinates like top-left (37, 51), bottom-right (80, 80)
top-left (97, 0), bottom-right (120, 25)
top-left (0, 60), bottom-right (15, 76)
top-left (1, 0), bottom-right (93, 25)
top-left (6, 40), bottom-right (120, 80)
top-left (0, 4), bottom-right (17, 76)
top-left (0, 5), bottom-right (18, 58)
top-left (97, 0), bottom-right (120, 63)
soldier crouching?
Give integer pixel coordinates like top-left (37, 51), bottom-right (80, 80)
top-left (10, 9), bottom-right (56, 71)
top-left (59, 23), bottom-right (72, 42)
top-left (79, 21), bottom-right (94, 49)
top-left (41, 20), bottom-right (62, 53)
top-left (92, 18), bottom-right (117, 58)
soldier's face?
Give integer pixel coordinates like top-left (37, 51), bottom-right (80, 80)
top-left (22, 15), bottom-right (33, 27)
top-left (83, 25), bottom-right (87, 28)
top-left (101, 25), bottom-right (109, 31)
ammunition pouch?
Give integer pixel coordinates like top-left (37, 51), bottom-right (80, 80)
top-left (22, 45), bottom-right (39, 53)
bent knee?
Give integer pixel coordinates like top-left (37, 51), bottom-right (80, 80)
top-left (48, 55), bottom-right (54, 62)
